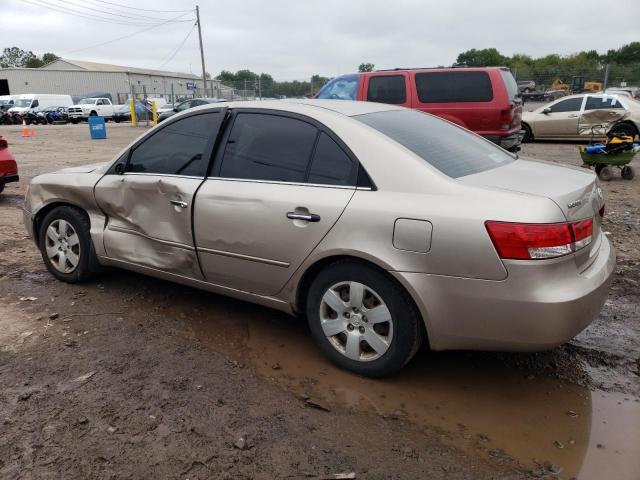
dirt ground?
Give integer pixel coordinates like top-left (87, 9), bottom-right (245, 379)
top-left (0, 123), bottom-right (638, 480)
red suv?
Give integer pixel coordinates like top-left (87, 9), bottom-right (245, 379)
top-left (0, 136), bottom-right (19, 194)
top-left (316, 67), bottom-right (523, 151)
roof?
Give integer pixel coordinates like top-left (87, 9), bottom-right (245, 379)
top-left (41, 58), bottom-right (200, 80)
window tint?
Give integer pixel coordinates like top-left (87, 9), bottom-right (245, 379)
top-left (499, 70), bottom-right (520, 101)
top-left (416, 71), bottom-right (493, 103)
top-left (317, 74), bottom-right (359, 100)
top-left (584, 96), bottom-right (623, 110)
top-left (176, 101), bottom-right (191, 112)
top-left (308, 133), bottom-right (354, 186)
top-left (355, 109), bottom-right (514, 178)
top-left (367, 75), bottom-right (406, 104)
top-left (549, 97), bottom-right (583, 113)
top-left (220, 113), bottom-right (318, 183)
top-left (127, 111), bottom-right (223, 177)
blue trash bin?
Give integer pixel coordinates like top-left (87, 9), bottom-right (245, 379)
top-left (88, 116), bottom-right (107, 139)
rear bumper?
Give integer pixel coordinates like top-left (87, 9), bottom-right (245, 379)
top-left (0, 174), bottom-right (19, 186)
top-left (484, 131), bottom-right (524, 150)
top-left (392, 235), bottom-right (616, 352)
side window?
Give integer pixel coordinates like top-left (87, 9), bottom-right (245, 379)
top-left (584, 96), bottom-right (623, 110)
top-left (31, 99), bottom-right (39, 108)
top-left (367, 75), bottom-right (407, 104)
top-left (127, 111), bottom-right (224, 177)
top-left (549, 97), bottom-right (583, 113)
top-left (96, 99), bottom-right (105, 105)
top-left (308, 133), bottom-right (355, 186)
top-left (415, 71), bottom-right (493, 103)
top-left (176, 101), bottom-right (190, 112)
top-left (219, 113), bottom-right (318, 183)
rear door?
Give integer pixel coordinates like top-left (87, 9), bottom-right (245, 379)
top-left (194, 110), bottom-right (357, 296)
top-left (535, 97), bottom-right (585, 137)
top-left (579, 95), bottom-right (626, 134)
top-left (363, 73), bottom-right (412, 108)
top-left (94, 109), bottom-right (227, 278)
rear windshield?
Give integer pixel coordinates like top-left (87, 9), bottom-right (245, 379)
top-left (415, 71), bottom-right (493, 103)
top-left (317, 74), bottom-right (359, 100)
top-left (354, 109), bottom-right (514, 178)
top-left (500, 70), bottom-right (520, 101)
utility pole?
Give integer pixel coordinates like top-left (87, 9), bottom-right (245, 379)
top-left (195, 5), bottom-right (207, 96)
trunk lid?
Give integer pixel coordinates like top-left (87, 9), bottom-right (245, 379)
top-left (461, 158), bottom-right (604, 271)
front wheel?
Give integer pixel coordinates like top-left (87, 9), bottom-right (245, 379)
top-left (522, 123), bottom-right (533, 143)
top-left (306, 261), bottom-right (423, 377)
top-left (38, 206), bottom-right (97, 283)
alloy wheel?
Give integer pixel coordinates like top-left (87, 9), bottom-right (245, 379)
top-left (45, 219), bottom-right (81, 273)
top-left (319, 281), bottom-right (393, 362)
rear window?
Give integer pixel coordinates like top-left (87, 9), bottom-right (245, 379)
top-left (415, 71), bottom-right (493, 103)
top-left (499, 70), bottom-right (520, 101)
top-left (367, 75), bottom-right (407, 104)
top-left (354, 109), bottom-right (514, 178)
top-left (317, 74), bottom-right (359, 100)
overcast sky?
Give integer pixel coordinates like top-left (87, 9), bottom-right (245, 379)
top-left (3, 0), bottom-right (639, 80)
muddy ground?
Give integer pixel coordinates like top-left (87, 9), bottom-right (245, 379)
top-left (0, 123), bottom-right (638, 480)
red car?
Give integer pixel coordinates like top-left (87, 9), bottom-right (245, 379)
top-left (316, 67), bottom-right (523, 151)
top-left (0, 135), bottom-right (19, 193)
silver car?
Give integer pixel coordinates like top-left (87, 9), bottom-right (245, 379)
top-left (23, 100), bottom-right (615, 377)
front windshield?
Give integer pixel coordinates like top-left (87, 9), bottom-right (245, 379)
top-left (354, 109), bottom-right (515, 178)
top-left (0, 99), bottom-right (11, 106)
top-left (78, 98), bottom-right (96, 105)
top-left (317, 74), bottom-right (360, 100)
top-left (15, 99), bottom-right (33, 108)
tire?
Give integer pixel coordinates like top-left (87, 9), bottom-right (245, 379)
top-left (71, 119), bottom-right (79, 124)
top-left (621, 165), bottom-right (635, 180)
top-left (90, 111), bottom-right (97, 116)
top-left (522, 123), bottom-right (533, 143)
top-left (608, 122), bottom-right (637, 139)
top-left (306, 261), bottom-right (423, 377)
top-left (0, 184), bottom-right (4, 194)
top-left (38, 206), bottom-right (97, 283)
top-left (597, 165), bottom-right (614, 181)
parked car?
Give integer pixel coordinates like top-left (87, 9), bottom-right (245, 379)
top-left (8, 94), bottom-right (74, 114)
top-left (517, 80), bottom-right (535, 93)
top-left (316, 67), bottom-right (523, 151)
top-left (157, 98), bottom-right (226, 123)
top-left (36, 106), bottom-right (69, 124)
top-left (0, 95), bottom-right (17, 111)
top-left (23, 100), bottom-right (614, 377)
top-left (68, 97), bottom-right (117, 123)
top-left (0, 135), bottom-right (19, 194)
top-left (112, 102), bottom-right (151, 123)
top-left (522, 94), bottom-right (640, 141)
top-left (604, 87), bottom-right (639, 99)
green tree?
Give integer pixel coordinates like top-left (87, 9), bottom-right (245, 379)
top-left (358, 62), bottom-right (375, 72)
top-left (0, 47), bottom-right (59, 68)
top-left (41, 52), bottom-right (59, 65)
top-left (456, 48), bottom-right (506, 67)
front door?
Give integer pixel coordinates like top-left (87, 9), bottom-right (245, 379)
top-left (94, 109), bottom-right (226, 278)
top-left (194, 111), bottom-right (358, 296)
top-left (535, 96), bottom-right (584, 137)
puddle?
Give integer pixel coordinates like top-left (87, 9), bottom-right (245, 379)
top-left (185, 306), bottom-right (640, 479)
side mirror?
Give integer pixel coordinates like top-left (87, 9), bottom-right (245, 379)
top-left (114, 163), bottom-right (125, 175)
top-left (173, 107), bottom-right (178, 112)
top-left (542, 107), bottom-right (551, 114)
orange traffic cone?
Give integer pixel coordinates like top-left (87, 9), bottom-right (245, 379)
top-left (22, 120), bottom-right (30, 138)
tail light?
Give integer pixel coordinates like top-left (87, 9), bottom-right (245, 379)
top-left (485, 219), bottom-right (593, 260)
top-left (499, 104), bottom-right (513, 130)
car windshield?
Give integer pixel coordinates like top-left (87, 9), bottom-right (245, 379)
top-left (15, 99), bottom-right (33, 107)
top-left (78, 98), bottom-right (96, 104)
top-left (354, 109), bottom-right (515, 178)
top-left (317, 74), bottom-right (360, 100)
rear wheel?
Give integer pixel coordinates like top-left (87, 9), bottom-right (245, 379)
top-left (38, 206), bottom-right (97, 283)
top-left (597, 165), bottom-right (614, 181)
top-left (608, 122), bottom-right (637, 139)
top-left (621, 165), bottom-right (635, 180)
top-left (306, 261), bottom-right (423, 377)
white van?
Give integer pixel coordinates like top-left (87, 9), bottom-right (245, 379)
top-left (0, 95), bottom-right (17, 111)
top-left (8, 94), bottom-right (74, 113)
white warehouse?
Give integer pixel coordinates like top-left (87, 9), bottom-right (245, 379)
top-left (0, 58), bottom-right (227, 103)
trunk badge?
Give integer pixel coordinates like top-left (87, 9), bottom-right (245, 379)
top-left (567, 199), bottom-right (583, 209)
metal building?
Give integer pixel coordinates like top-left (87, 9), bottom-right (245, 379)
top-left (0, 58), bottom-right (228, 103)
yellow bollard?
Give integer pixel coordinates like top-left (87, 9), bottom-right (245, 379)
top-left (152, 100), bottom-right (158, 126)
top-left (129, 98), bottom-right (137, 127)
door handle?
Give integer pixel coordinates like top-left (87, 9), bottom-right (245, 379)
top-left (568, 114), bottom-right (578, 118)
top-left (170, 200), bottom-right (188, 209)
top-left (287, 212), bottom-right (320, 222)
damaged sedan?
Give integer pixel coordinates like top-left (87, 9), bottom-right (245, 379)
top-left (23, 100), bottom-right (615, 377)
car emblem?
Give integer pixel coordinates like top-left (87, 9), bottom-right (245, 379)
top-left (567, 199), bottom-right (582, 209)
